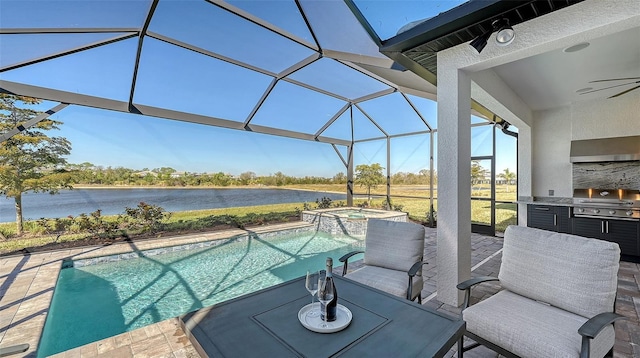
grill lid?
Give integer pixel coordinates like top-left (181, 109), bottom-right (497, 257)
top-left (573, 189), bottom-right (640, 208)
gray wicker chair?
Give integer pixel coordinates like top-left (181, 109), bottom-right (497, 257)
top-left (457, 225), bottom-right (625, 358)
top-left (339, 219), bottom-right (425, 303)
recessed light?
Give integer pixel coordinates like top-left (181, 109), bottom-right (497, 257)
top-left (564, 42), bottom-right (590, 53)
top-left (576, 87), bottom-right (593, 93)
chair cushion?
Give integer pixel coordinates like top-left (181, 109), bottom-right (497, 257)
top-left (363, 219), bottom-right (425, 272)
top-left (345, 265), bottom-right (423, 300)
top-left (499, 225), bottom-right (620, 318)
top-left (463, 290), bottom-right (615, 358)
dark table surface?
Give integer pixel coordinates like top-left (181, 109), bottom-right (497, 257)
top-left (180, 275), bottom-right (465, 357)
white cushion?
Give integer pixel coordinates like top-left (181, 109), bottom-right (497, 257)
top-left (363, 219), bottom-right (425, 272)
top-left (464, 290), bottom-right (615, 358)
top-left (499, 225), bottom-right (620, 318)
top-left (345, 265), bottom-right (423, 300)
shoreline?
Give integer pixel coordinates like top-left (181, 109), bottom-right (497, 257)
top-left (71, 184), bottom-right (276, 190)
top-left (70, 184), bottom-right (347, 195)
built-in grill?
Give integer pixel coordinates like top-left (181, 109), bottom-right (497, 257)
top-left (572, 189), bottom-right (640, 220)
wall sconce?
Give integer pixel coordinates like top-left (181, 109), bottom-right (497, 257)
top-left (470, 18), bottom-right (515, 53)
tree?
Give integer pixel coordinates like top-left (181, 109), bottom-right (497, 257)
top-left (0, 94), bottom-right (72, 235)
top-left (418, 168), bottom-right (436, 186)
top-left (470, 160), bottom-right (487, 194)
top-left (153, 167), bottom-right (176, 184)
top-left (211, 171), bottom-right (232, 186)
top-left (273, 171), bottom-right (287, 186)
top-left (355, 163), bottom-right (385, 203)
top-left (498, 168), bottom-right (517, 192)
top-left (238, 171), bottom-right (256, 185)
top-left (332, 172), bottom-right (346, 184)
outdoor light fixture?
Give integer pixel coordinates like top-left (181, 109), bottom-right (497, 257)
top-left (469, 29), bottom-right (492, 53)
top-left (494, 19), bottom-right (515, 46)
top-left (470, 18), bottom-right (515, 53)
top-left (493, 116), bottom-right (518, 138)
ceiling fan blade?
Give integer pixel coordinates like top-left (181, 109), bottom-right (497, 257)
top-left (579, 81), bottom-right (638, 95)
top-left (608, 85), bottom-right (640, 99)
top-left (589, 77), bottom-right (640, 83)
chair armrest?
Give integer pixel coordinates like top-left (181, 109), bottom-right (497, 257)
top-left (406, 261), bottom-right (427, 301)
top-left (339, 250), bottom-right (364, 263)
top-left (578, 312), bottom-right (626, 358)
top-left (578, 312), bottom-right (626, 338)
top-left (339, 251), bottom-right (364, 275)
top-left (456, 276), bottom-right (499, 309)
top-left (456, 276), bottom-right (499, 291)
top-left (408, 261), bottom-right (426, 277)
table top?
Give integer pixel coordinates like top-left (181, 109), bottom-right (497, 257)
top-left (180, 275), bottom-right (464, 358)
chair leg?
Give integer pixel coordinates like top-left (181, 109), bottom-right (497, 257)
top-left (605, 347), bottom-right (614, 358)
top-left (417, 293), bottom-right (422, 304)
top-left (458, 336), bottom-right (464, 358)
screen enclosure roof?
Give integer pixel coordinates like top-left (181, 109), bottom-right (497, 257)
top-left (0, 0), bottom-right (474, 147)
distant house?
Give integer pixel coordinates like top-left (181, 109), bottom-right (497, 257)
top-left (170, 171), bottom-right (189, 178)
top-left (133, 170), bottom-right (157, 177)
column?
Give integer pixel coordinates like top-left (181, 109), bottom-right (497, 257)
top-left (517, 126), bottom-right (532, 226)
top-left (436, 65), bottom-right (472, 306)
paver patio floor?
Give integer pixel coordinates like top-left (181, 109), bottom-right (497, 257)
top-left (0, 225), bottom-right (637, 357)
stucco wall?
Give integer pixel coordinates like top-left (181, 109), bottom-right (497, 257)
top-left (531, 92), bottom-right (640, 197)
top-left (532, 107), bottom-right (572, 197)
top-left (571, 91), bottom-right (640, 140)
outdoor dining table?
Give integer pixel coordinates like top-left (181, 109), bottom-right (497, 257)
top-left (180, 275), bottom-right (465, 357)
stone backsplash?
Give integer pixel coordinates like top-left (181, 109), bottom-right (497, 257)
top-left (573, 161), bottom-right (640, 189)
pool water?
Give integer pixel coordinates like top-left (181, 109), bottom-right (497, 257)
top-left (38, 230), bottom-right (364, 357)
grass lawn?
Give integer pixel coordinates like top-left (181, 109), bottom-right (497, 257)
top-left (287, 183), bottom-right (517, 231)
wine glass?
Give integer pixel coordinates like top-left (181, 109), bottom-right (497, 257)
top-left (317, 272), bottom-right (334, 329)
top-left (305, 270), bottom-right (320, 317)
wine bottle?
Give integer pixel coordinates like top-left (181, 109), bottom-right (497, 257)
top-left (324, 257), bottom-right (338, 322)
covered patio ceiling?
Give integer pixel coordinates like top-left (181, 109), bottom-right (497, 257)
top-left (0, 0), bottom-right (475, 149)
top-left (359, 0), bottom-right (640, 306)
top-left (370, 0), bottom-right (639, 112)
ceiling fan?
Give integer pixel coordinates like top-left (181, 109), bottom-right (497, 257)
top-left (579, 77), bottom-right (640, 98)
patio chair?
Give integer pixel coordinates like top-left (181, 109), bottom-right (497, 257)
top-left (0, 344), bottom-right (29, 357)
top-left (457, 225), bottom-right (625, 358)
top-left (339, 218), bottom-right (425, 303)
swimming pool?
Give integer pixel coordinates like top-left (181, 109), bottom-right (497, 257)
top-left (38, 229), bottom-right (364, 357)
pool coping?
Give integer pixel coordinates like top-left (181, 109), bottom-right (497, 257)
top-left (0, 221), bottom-right (314, 357)
top-left (69, 222), bottom-right (318, 268)
top-left (302, 207), bottom-right (407, 218)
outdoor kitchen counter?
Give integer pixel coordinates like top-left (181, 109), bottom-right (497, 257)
top-left (518, 197), bottom-right (574, 206)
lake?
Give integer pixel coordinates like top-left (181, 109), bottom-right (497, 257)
top-left (0, 188), bottom-right (347, 223)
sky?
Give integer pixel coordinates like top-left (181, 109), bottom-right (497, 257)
top-left (36, 101), bottom-right (350, 177)
top-left (1, 0), bottom-right (516, 178)
top-left (26, 99), bottom-right (516, 178)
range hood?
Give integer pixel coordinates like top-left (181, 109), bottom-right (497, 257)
top-left (570, 135), bottom-right (640, 163)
